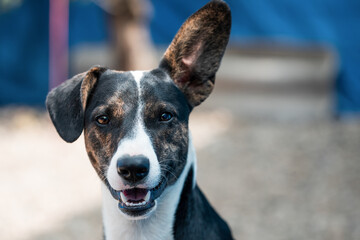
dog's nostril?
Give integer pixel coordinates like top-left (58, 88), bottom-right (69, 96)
top-left (117, 155), bottom-right (150, 182)
top-left (135, 168), bottom-right (148, 178)
top-left (119, 169), bottom-right (131, 178)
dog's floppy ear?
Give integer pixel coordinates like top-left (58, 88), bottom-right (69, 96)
top-left (46, 67), bottom-right (107, 143)
top-left (159, 0), bottom-right (231, 107)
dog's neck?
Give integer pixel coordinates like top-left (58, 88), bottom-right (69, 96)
top-left (102, 136), bottom-right (197, 240)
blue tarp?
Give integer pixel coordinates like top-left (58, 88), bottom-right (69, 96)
top-left (0, 0), bottom-right (49, 105)
top-left (0, 0), bottom-right (359, 115)
top-left (0, 0), bottom-right (107, 106)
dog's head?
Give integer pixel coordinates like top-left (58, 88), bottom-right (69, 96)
top-left (46, 0), bottom-right (231, 219)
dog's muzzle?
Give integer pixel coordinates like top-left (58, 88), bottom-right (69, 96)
top-left (106, 155), bottom-right (167, 217)
top-left (105, 178), bottom-right (167, 217)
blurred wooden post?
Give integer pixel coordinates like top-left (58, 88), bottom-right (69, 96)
top-left (107, 0), bottom-right (157, 71)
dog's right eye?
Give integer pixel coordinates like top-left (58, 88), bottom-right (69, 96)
top-left (159, 112), bottom-right (173, 122)
top-left (96, 115), bottom-right (110, 125)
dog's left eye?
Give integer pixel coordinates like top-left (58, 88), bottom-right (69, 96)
top-left (96, 115), bottom-right (110, 125)
top-left (159, 112), bottom-right (173, 122)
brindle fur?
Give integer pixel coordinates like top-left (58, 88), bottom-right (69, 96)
top-left (142, 70), bottom-right (191, 185)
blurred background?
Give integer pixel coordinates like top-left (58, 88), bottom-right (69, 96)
top-left (1, 0), bottom-right (360, 239)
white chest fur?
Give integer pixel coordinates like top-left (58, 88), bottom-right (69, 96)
top-left (102, 137), bottom-right (196, 240)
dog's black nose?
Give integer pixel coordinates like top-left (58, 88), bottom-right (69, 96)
top-left (117, 155), bottom-right (150, 182)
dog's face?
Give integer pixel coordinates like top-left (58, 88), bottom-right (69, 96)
top-left (83, 69), bottom-right (191, 218)
top-left (46, 0), bottom-right (231, 219)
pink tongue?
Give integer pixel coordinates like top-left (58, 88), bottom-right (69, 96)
top-left (123, 188), bottom-right (148, 201)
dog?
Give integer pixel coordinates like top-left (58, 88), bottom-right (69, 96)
top-left (46, 1), bottom-right (232, 239)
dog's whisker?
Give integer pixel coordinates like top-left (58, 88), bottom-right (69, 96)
top-left (160, 173), bottom-right (170, 184)
top-left (160, 166), bottom-right (178, 180)
top-left (159, 158), bottom-right (182, 164)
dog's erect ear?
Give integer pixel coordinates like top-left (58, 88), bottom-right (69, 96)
top-left (46, 67), bottom-right (107, 143)
top-left (159, 0), bottom-right (231, 107)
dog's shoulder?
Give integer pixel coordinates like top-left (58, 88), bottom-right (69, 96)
top-left (173, 167), bottom-right (233, 240)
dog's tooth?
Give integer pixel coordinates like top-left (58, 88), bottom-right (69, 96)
top-left (120, 192), bottom-right (128, 203)
top-left (144, 191), bottom-right (151, 202)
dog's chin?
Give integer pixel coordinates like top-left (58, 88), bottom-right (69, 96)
top-left (106, 178), bottom-right (167, 219)
top-left (118, 199), bottom-right (157, 220)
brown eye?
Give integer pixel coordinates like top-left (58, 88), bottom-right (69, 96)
top-left (159, 112), bottom-right (173, 122)
top-left (96, 115), bottom-right (110, 125)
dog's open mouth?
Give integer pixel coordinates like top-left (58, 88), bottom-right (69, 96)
top-left (118, 188), bottom-right (153, 216)
top-left (107, 178), bottom-right (167, 217)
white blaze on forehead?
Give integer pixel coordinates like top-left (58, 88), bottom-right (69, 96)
top-left (107, 71), bottom-right (161, 190)
top-left (131, 70), bottom-right (145, 88)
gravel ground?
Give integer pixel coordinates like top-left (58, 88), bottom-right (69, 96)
top-left (1, 81), bottom-right (359, 240)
